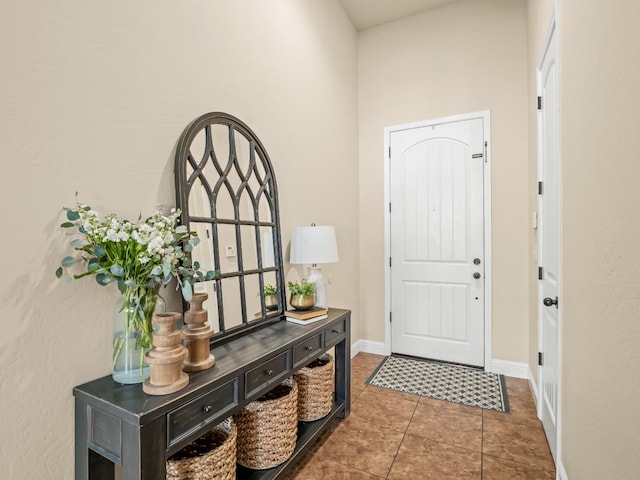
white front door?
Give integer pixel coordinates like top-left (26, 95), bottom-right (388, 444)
top-left (538, 20), bottom-right (560, 462)
top-left (390, 116), bottom-right (486, 366)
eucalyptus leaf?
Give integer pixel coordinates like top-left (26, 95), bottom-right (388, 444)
top-left (66, 210), bottom-right (80, 221)
top-left (150, 266), bottom-right (162, 276)
top-left (55, 267), bottom-right (63, 278)
top-left (96, 273), bottom-right (112, 286)
top-left (124, 279), bottom-right (137, 287)
top-left (110, 264), bottom-right (125, 277)
top-left (88, 258), bottom-right (101, 271)
top-left (60, 222), bottom-right (74, 228)
top-left (162, 262), bottom-right (171, 278)
top-left (176, 225), bottom-right (188, 234)
top-left (190, 237), bottom-right (200, 246)
top-left (194, 261), bottom-right (200, 269)
top-left (206, 270), bottom-right (216, 280)
top-left (70, 238), bottom-right (83, 247)
top-left (94, 245), bottom-right (106, 257)
top-left (181, 281), bottom-right (193, 301)
top-left (184, 243), bottom-right (193, 253)
top-left (61, 256), bottom-right (76, 267)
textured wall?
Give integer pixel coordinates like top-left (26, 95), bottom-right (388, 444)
top-left (558, 0), bottom-right (640, 477)
top-left (0, 1), bottom-right (358, 477)
top-left (357, 0), bottom-right (530, 362)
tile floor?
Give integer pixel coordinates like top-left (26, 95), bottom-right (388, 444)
top-left (287, 352), bottom-right (555, 480)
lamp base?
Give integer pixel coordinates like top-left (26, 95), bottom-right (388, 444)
top-left (306, 266), bottom-right (327, 308)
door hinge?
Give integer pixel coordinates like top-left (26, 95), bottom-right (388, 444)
top-left (484, 141), bottom-right (488, 163)
top-left (538, 352), bottom-right (544, 366)
top-left (389, 202), bottom-right (392, 213)
top-left (390, 311), bottom-right (392, 322)
top-left (538, 267), bottom-right (543, 280)
top-left (538, 181), bottom-right (543, 195)
top-left (537, 96), bottom-right (542, 110)
top-left (389, 146), bottom-right (391, 157)
top-left (389, 257), bottom-right (392, 268)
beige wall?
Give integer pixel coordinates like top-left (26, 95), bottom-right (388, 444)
top-left (526, 0), bottom-right (556, 391)
top-left (557, 0), bottom-right (640, 477)
top-left (357, 0), bottom-right (530, 362)
top-left (0, 1), bottom-right (358, 477)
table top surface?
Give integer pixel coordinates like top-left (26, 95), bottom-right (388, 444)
top-left (73, 308), bottom-right (350, 423)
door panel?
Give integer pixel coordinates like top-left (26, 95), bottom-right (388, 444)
top-left (538, 22), bottom-right (559, 462)
top-left (390, 118), bottom-right (485, 366)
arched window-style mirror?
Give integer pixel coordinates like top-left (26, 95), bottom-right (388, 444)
top-left (175, 112), bottom-right (286, 344)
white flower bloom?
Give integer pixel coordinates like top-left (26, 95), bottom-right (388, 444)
top-left (105, 228), bottom-right (119, 242)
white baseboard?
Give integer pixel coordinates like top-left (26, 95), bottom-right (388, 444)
top-left (351, 339), bottom-right (385, 358)
top-left (557, 461), bottom-right (568, 480)
top-left (528, 365), bottom-right (540, 403)
top-left (489, 359), bottom-right (529, 379)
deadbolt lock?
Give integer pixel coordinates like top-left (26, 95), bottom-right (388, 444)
top-left (473, 258), bottom-right (481, 265)
top-left (473, 272), bottom-right (481, 279)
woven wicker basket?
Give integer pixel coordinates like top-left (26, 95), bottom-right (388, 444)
top-left (294, 354), bottom-right (335, 421)
top-left (234, 378), bottom-right (298, 470)
top-left (166, 417), bottom-right (236, 480)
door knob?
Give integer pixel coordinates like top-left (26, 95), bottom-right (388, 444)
top-left (543, 296), bottom-right (558, 308)
top-left (473, 258), bottom-right (481, 265)
top-left (473, 272), bottom-right (481, 279)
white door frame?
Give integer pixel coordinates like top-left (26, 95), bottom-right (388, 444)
top-left (537, 10), bottom-right (563, 475)
top-left (383, 110), bottom-right (492, 370)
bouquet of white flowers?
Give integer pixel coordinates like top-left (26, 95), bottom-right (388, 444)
top-left (57, 202), bottom-right (216, 376)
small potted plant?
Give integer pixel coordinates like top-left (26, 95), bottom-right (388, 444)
top-left (264, 284), bottom-right (278, 311)
top-left (288, 280), bottom-right (315, 310)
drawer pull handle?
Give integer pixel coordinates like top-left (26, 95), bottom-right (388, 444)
top-left (331, 329), bottom-right (340, 334)
top-left (266, 369), bottom-right (274, 376)
top-left (203, 405), bottom-right (213, 413)
top-left (305, 346), bottom-right (314, 351)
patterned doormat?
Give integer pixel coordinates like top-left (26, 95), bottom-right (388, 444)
top-left (366, 355), bottom-right (510, 413)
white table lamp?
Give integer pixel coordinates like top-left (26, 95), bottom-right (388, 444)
top-left (289, 225), bottom-right (339, 308)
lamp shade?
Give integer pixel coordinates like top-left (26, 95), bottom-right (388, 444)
top-left (290, 226), bottom-right (339, 265)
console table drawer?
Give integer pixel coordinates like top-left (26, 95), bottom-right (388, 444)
top-left (245, 351), bottom-right (290, 399)
top-left (324, 318), bottom-right (347, 346)
top-left (167, 377), bottom-right (238, 447)
top-left (293, 333), bottom-right (323, 368)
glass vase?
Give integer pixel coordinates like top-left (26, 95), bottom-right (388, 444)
top-left (112, 286), bottom-right (165, 384)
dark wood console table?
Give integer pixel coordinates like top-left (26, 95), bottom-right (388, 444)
top-left (74, 308), bottom-right (351, 479)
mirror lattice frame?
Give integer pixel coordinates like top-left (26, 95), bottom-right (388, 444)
top-left (175, 112), bottom-right (286, 344)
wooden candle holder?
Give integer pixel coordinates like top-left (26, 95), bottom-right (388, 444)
top-left (143, 312), bottom-right (189, 395)
top-left (182, 292), bottom-right (215, 372)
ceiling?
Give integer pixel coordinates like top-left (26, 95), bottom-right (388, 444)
top-left (339, 0), bottom-right (460, 31)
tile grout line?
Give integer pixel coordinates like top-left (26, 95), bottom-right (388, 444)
top-left (384, 399), bottom-right (419, 479)
top-left (313, 452), bottom-right (386, 479)
top-left (481, 453), bottom-right (557, 474)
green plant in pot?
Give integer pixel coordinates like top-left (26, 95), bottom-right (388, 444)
top-left (264, 284), bottom-right (278, 311)
top-left (288, 280), bottom-right (315, 310)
